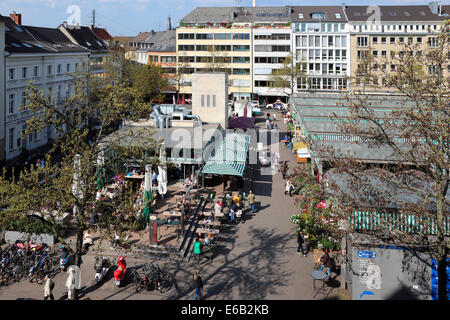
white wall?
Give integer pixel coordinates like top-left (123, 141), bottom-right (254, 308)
top-left (5, 53), bottom-right (89, 161)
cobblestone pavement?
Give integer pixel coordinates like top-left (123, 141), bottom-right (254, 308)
top-left (0, 109), bottom-right (348, 300)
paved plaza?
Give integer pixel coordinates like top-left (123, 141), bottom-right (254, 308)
top-left (0, 110), bottom-right (348, 301)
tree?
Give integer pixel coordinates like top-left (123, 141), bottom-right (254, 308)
top-left (0, 52), bottom-right (165, 300)
top-left (269, 52), bottom-right (306, 98)
top-left (307, 20), bottom-right (449, 299)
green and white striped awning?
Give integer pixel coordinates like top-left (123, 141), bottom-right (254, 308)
top-left (350, 211), bottom-right (450, 236)
top-left (202, 133), bottom-right (250, 177)
top-left (202, 161), bottom-right (246, 176)
top-left (206, 134), bottom-right (250, 163)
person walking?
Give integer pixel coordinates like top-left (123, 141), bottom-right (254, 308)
top-left (43, 275), bottom-right (55, 300)
top-left (320, 250), bottom-right (333, 281)
top-left (285, 180), bottom-right (291, 196)
top-left (230, 202), bottom-right (237, 224)
top-left (193, 236), bottom-right (202, 265)
top-left (248, 190), bottom-right (256, 213)
top-left (193, 269), bottom-right (203, 300)
top-left (296, 231), bottom-right (306, 256)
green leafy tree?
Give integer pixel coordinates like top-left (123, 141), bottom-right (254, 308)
top-left (0, 52), bottom-right (165, 300)
top-left (269, 52), bottom-right (306, 98)
top-left (309, 20), bottom-right (449, 300)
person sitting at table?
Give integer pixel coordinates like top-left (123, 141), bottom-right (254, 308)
top-left (203, 233), bottom-right (213, 246)
top-left (198, 211), bottom-right (205, 221)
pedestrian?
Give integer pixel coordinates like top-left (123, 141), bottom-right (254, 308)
top-left (285, 180), bottom-right (291, 196)
top-left (273, 113), bottom-right (277, 121)
top-left (248, 190), bottom-right (256, 213)
top-left (230, 202), bottom-right (237, 224)
top-left (289, 180), bottom-right (295, 196)
top-left (296, 231), bottom-right (306, 256)
top-left (193, 236), bottom-right (202, 265)
top-left (43, 275), bottom-right (55, 300)
top-left (320, 250), bottom-right (333, 281)
top-left (265, 118), bottom-right (271, 130)
top-left (193, 269), bottom-right (203, 300)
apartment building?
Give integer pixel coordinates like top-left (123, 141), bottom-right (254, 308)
top-left (291, 6), bottom-right (350, 92)
top-left (59, 23), bottom-right (109, 78)
top-left (0, 15), bottom-right (9, 162)
top-left (3, 15), bottom-right (90, 162)
top-left (346, 4), bottom-right (449, 91)
top-left (177, 7), bottom-right (254, 100)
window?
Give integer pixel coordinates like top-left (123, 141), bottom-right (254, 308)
top-left (57, 64), bottom-right (62, 74)
top-left (390, 37), bottom-right (395, 44)
top-left (9, 93), bottom-right (15, 114)
top-left (196, 33), bottom-right (213, 40)
top-left (372, 50), bottom-right (378, 57)
top-left (178, 33), bottom-right (194, 40)
top-left (357, 37), bottom-right (368, 47)
top-left (428, 37), bottom-right (438, 47)
top-left (233, 45), bottom-right (250, 52)
top-left (381, 50), bottom-right (387, 57)
top-left (33, 66), bottom-right (39, 77)
top-left (57, 85), bottom-right (62, 103)
top-left (311, 12), bottom-right (325, 19)
top-left (178, 44), bottom-right (195, 51)
top-left (21, 91), bottom-right (26, 107)
top-left (215, 44), bottom-right (231, 51)
top-left (47, 65), bottom-right (53, 75)
top-left (22, 67), bottom-right (28, 79)
top-left (214, 33), bottom-right (231, 40)
top-left (417, 37), bottom-right (422, 44)
top-left (66, 64), bottom-right (70, 72)
top-left (233, 56), bottom-right (249, 63)
top-left (399, 37), bottom-right (404, 44)
top-left (233, 33), bottom-right (249, 40)
top-left (232, 68), bottom-right (250, 75)
top-left (9, 128), bottom-right (15, 151)
top-left (8, 68), bottom-right (15, 80)
top-left (381, 37), bottom-right (386, 44)
top-left (335, 13), bottom-right (341, 19)
top-left (298, 13), bottom-right (304, 19)
top-left (372, 37), bottom-right (378, 44)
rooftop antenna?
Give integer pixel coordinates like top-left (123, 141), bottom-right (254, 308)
top-left (92, 9), bottom-right (95, 27)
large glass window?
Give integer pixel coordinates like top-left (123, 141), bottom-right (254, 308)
top-left (214, 33), bottom-right (231, 40)
top-left (233, 33), bottom-right (250, 40)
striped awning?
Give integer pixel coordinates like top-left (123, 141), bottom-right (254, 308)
top-left (350, 211), bottom-right (450, 236)
top-left (202, 161), bottom-right (246, 176)
top-left (202, 133), bottom-right (250, 176)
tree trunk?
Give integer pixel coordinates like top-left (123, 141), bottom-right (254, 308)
top-left (70, 229), bottom-right (83, 300)
top-left (436, 180), bottom-right (448, 300)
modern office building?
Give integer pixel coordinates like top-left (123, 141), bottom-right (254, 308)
top-left (176, 7), bottom-right (254, 100)
top-left (291, 6), bottom-right (350, 92)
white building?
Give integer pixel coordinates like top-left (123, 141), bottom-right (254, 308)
top-left (252, 7), bottom-right (292, 103)
top-left (3, 16), bottom-right (90, 162)
top-left (291, 6), bottom-right (350, 91)
top-left (0, 15), bottom-right (8, 162)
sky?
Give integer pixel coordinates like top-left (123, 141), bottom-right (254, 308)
top-left (0, 0), bottom-right (441, 36)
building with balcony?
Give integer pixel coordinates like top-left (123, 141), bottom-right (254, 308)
top-left (291, 6), bottom-right (350, 92)
top-left (345, 3), bottom-right (449, 92)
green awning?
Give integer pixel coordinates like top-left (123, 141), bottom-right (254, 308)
top-left (350, 211), bottom-right (450, 236)
top-left (202, 161), bottom-right (246, 176)
top-left (202, 133), bottom-right (250, 177)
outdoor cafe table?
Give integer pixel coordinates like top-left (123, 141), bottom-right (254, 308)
top-left (196, 227), bottom-right (220, 235)
top-left (203, 211), bottom-right (224, 220)
top-left (198, 220), bottom-right (221, 228)
top-left (311, 270), bottom-right (330, 298)
top-left (162, 211), bottom-right (182, 218)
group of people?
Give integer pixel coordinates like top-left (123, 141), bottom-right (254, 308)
top-left (297, 231), bottom-right (333, 281)
top-left (265, 113), bottom-right (279, 130)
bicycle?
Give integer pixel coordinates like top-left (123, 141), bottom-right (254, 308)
top-left (148, 263), bottom-right (173, 293)
top-left (131, 264), bottom-right (150, 293)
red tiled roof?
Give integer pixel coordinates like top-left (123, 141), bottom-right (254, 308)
top-left (92, 27), bottom-right (112, 41)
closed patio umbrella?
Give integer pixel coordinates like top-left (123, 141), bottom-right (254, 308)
top-left (142, 165), bottom-right (153, 223)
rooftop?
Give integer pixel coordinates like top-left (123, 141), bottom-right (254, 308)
top-left (290, 6), bottom-right (347, 22)
top-left (345, 5), bottom-right (447, 22)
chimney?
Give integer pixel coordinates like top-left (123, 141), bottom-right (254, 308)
top-left (10, 11), bottom-right (22, 25)
top-left (168, 15), bottom-right (172, 30)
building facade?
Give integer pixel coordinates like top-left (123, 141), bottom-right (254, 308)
top-left (0, 16), bottom-right (9, 162)
top-left (291, 6), bottom-right (350, 92)
top-left (4, 17), bottom-right (90, 162)
top-left (346, 4), bottom-right (449, 92)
